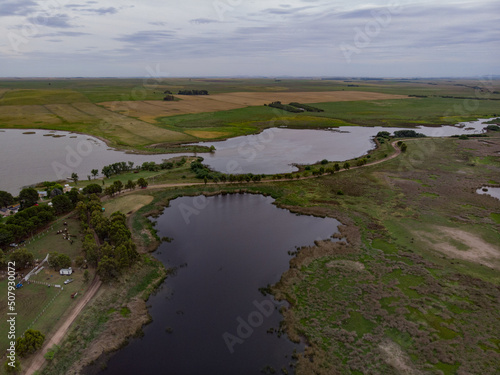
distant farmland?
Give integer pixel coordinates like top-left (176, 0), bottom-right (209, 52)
top-left (99, 91), bottom-right (409, 122)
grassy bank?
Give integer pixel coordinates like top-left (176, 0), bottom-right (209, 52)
top-left (266, 135), bottom-right (500, 374)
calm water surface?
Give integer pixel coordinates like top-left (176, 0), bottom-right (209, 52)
top-left (476, 186), bottom-right (500, 200)
top-left (0, 119), bottom-right (492, 193)
top-left (191, 119), bottom-right (491, 174)
top-left (0, 130), bottom-right (188, 194)
top-left (97, 194), bottom-right (340, 375)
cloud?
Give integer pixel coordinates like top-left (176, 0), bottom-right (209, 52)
top-left (115, 30), bottom-right (177, 44)
top-left (190, 18), bottom-right (219, 24)
top-left (85, 7), bottom-right (119, 15)
top-left (0, 0), bottom-right (38, 17)
top-left (33, 31), bottom-right (91, 38)
top-left (27, 14), bottom-right (77, 28)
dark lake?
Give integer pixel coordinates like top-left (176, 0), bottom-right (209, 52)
top-left (97, 194), bottom-right (340, 375)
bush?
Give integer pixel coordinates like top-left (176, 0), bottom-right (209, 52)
top-left (15, 329), bottom-right (45, 357)
top-left (393, 130), bottom-right (426, 138)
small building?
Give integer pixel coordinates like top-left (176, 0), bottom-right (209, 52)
top-left (60, 267), bottom-right (73, 276)
top-left (38, 190), bottom-right (48, 200)
top-left (63, 184), bottom-right (71, 193)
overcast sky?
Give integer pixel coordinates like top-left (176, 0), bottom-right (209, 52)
top-left (0, 0), bottom-right (498, 77)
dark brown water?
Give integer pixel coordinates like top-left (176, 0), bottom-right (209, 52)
top-left (96, 194), bottom-right (340, 375)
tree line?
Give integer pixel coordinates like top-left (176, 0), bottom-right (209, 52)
top-left (77, 195), bottom-right (139, 281)
top-left (177, 90), bottom-right (209, 95)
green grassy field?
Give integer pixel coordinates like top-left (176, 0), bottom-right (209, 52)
top-left (1, 78), bottom-right (499, 150)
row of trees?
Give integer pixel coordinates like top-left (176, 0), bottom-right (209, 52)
top-left (103, 178), bottom-right (148, 197)
top-left (0, 205), bottom-right (56, 247)
top-left (101, 162), bottom-right (135, 179)
top-left (289, 102), bottom-right (325, 112)
top-left (177, 89), bottom-right (209, 95)
top-left (98, 159), bottom-right (186, 179)
top-left (267, 101), bottom-right (304, 113)
top-left (78, 196), bottom-right (139, 281)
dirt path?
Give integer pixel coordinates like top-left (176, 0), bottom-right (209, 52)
top-left (107, 140), bottom-right (403, 196)
top-left (24, 277), bottom-right (102, 375)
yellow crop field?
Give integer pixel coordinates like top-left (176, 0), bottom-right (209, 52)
top-left (0, 105), bottom-right (61, 126)
top-left (72, 102), bottom-right (191, 145)
top-left (99, 91), bottom-right (409, 121)
top-left (99, 97), bottom-right (244, 123)
top-left (45, 104), bottom-right (97, 124)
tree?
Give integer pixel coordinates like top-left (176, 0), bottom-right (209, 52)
top-left (0, 191), bottom-right (14, 208)
top-left (82, 184), bottom-right (103, 195)
top-left (15, 329), bottom-right (45, 357)
top-left (334, 163), bottom-right (341, 172)
top-left (137, 178), bottom-right (148, 188)
top-left (400, 143), bottom-right (408, 152)
top-left (102, 166), bottom-right (113, 178)
top-left (343, 162), bottom-right (350, 170)
top-left (19, 188), bottom-right (38, 209)
top-left (75, 255), bottom-right (85, 268)
top-left (104, 186), bottom-right (116, 197)
top-left (97, 255), bottom-right (119, 282)
top-left (51, 195), bottom-right (73, 215)
top-left (9, 248), bottom-right (34, 270)
top-left (83, 269), bottom-right (90, 283)
top-left (3, 359), bottom-right (21, 374)
top-left (0, 228), bottom-right (14, 248)
top-left (71, 173), bottom-right (79, 185)
top-left (50, 188), bottom-right (63, 198)
top-left (48, 252), bottom-right (71, 270)
top-left (66, 188), bottom-right (82, 205)
top-left (91, 169), bottom-right (99, 179)
top-left (125, 180), bottom-right (136, 191)
top-left (113, 180), bottom-right (123, 194)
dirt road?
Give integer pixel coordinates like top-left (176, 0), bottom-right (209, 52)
top-left (108, 140), bottom-right (403, 195)
top-left (24, 277), bottom-right (102, 375)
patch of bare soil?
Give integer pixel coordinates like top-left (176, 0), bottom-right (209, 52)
top-left (414, 226), bottom-right (500, 269)
top-left (379, 340), bottom-right (423, 375)
top-left (326, 260), bottom-right (365, 271)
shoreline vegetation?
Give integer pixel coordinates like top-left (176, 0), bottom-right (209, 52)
top-left (0, 78), bottom-right (499, 374)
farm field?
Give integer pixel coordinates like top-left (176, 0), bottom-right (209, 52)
top-left (0, 213), bottom-right (93, 356)
top-left (99, 90), bottom-right (409, 122)
top-left (1, 78), bottom-right (499, 149)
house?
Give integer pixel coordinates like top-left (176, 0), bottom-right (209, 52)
top-left (38, 191), bottom-right (48, 200)
top-left (0, 208), bottom-right (9, 217)
top-left (60, 267), bottom-right (73, 276)
top-left (7, 205), bottom-right (19, 214)
top-left (63, 184), bottom-right (71, 193)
